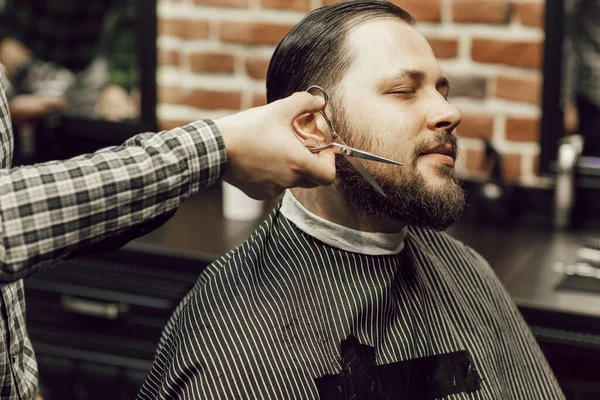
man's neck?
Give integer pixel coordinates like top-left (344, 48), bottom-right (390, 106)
top-left (290, 185), bottom-right (405, 233)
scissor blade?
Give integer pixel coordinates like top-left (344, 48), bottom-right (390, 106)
top-left (345, 155), bottom-right (387, 197)
top-left (333, 137), bottom-right (387, 196)
top-left (345, 147), bottom-right (403, 166)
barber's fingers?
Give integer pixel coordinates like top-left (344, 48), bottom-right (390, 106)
top-left (299, 149), bottom-right (336, 186)
top-left (275, 92), bottom-right (333, 187)
top-left (276, 91), bottom-right (325, 121)
top-left (293, 180), bottom-right (320, 189)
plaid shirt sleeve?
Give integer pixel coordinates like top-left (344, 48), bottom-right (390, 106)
top-left (0, 120), bottom-right (227, 283)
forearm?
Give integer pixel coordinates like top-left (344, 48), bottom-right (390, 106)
top-left (0, 120), bottom-right (226, 282)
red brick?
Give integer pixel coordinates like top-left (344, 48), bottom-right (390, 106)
top-left (501, 153), bottom-right (522, 179)
top-left (188, 89), bottom-right (242, 110)
top-left (260, 0), bottom-right (310, 11)
top-left (158, 19), bottom-right (211, 40)
top-left (158, 49), bottom-right (180, 67)
top-left (220, 21), bottom-right (293, 45)
top-left (456, 115), bottom-right (494, 140)
top-left (158, 86), bottom-right (183, 104)
top-left (426, 37), bottom-right (459, 59)
top-left (158, 19), bottom-right (187, 38)
top-left (390, 0), bottom-right (442, 22)
top-left (252, 92), bottom-right (267, 107)
top-left (471, 38), bottom-right (542, 69)
top-left (465, 148), bottom-right (487, 173)
top-left (192, 0), bottom-right (249, 7)
top-left (189, 51), bottom-right (235, 74)
top-left (515, 1), bottom-right (544, 28)
top-left (159, 119), bottom-right (195, 131)
top-left (186, 20), bottom-right (213, 40)
top-left (452, 0), bottom-right (512, 24)
top-left (245, 56), bottom-right (270, 80)
top-left (505, 117), bottom-right (540, 142)
top-left (465, 148), bottom-right (522, 178)
top-left (494, 74), bottom-right (541, 105)
top-left (159, 87), bottom-right (242, 110)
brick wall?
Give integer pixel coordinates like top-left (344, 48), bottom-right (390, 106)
top-left (157, 0), bottom-right (546, 183)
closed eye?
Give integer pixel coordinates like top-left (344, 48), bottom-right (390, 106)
top-left (389, 89), bottom-right (416, 96)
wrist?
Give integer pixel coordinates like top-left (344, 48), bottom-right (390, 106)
top-left (213, 116), bottom-right (240, 181)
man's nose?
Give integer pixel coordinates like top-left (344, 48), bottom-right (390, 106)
top-left (426, 96), bottom-right (461, 134)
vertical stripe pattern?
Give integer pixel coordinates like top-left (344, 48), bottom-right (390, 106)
top-left (138, 205), bottom-right (565, 400)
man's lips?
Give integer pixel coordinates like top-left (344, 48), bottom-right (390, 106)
top-left (421, 143), bottom-right (455, 158)
top-left (419, 144), bottom-right (456, 166)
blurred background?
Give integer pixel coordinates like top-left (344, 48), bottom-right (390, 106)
top-left (3, 0), bottom-right (600, 399)
top-left (0, 0), bottom-right (156, 167)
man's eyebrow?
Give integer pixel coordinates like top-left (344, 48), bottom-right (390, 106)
top-left (379, 69), bottom-right (426, 87)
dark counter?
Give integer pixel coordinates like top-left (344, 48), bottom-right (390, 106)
top-left (131, 186), bottom-right (600, 320)
top-left (449, 220), bottom-right (600, 320)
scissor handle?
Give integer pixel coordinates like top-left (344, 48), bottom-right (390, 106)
top-left (305, 85), bottom-right (339, 141)
top-left (306, 85), bottom-right (329, 105)
top-left (306, 143), bottom-right (334, 152)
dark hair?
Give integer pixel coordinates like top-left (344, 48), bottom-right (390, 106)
top-left (266, 0), bottom-right (415, 103)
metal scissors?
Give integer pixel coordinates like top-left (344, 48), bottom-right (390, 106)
top-left (304, 85), bottom-right (403, 196)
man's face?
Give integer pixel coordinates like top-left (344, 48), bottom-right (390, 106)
top-left (330, 18), bottom-right (465, 230)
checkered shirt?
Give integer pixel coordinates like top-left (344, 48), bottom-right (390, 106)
top-left (0, 69), bottom-right (226, 399)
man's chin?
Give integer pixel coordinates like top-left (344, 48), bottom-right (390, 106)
top-left (336, 156), bottom-right (466, 230)
top-left (382, 166), bottom-right (465, 229)
top-left (416, 161), bottom-right (459, 185)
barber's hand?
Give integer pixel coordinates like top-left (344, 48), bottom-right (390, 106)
top-left (216, 92), bottom-right (336, 199)
top-left (9, 94), bottom-right (66, 124)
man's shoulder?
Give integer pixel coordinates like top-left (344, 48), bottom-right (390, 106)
top-left (405, 226), bottom-right (517, 318)
top-left (175, 207), bottom-right (296, 310)
top-left (405, 225), bottom-right (491, 271)
top-left (406, 225), bottom-right (474, 253)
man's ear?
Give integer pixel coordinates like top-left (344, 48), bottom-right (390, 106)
top-left (292, 112), bottom-right (329, 148)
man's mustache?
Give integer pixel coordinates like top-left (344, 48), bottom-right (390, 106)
top-left (413, 132), bottom-right (458, 160)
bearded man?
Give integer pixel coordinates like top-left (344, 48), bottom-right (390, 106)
top-left (137, 1), bottom-right (564, 399)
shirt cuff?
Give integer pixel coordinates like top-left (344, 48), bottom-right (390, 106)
top-left (180, 119), bottom-right (227, 195)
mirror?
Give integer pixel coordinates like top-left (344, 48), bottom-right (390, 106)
top-left (0, 0), bottom-right (158, 165)
top-left (562, 0), bottom-right (600, 158)
top-left (0, 0), bottom-right (143, 121)
top-left (539, 0), bottom-right (600, 183)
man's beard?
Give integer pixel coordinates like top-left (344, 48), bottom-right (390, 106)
top-left (332, 113), bottom-right (466, 231)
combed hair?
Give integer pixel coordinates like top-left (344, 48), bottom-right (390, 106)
top-left (266, 0), bottom-right (415, 103)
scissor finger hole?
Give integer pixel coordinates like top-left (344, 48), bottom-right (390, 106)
top-left (306, 85), bottom-right (329, 104)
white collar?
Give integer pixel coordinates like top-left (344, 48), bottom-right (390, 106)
top-left (280, 191), bottom-right (407, 256)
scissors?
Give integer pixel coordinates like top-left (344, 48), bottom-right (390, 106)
top-left (304, 85), bottom-right (403, 196)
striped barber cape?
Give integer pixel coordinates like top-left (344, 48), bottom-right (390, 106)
top-left (137, 192), bottom-right (564, 400)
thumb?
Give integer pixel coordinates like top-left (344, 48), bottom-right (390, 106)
top-left (278, 91), bottom-right (325, 121)
top-left (302, 149), bottom-right (336, 186)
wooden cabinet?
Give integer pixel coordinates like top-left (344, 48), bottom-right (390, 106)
top-left (24, 249), bottom-right (209, 400)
